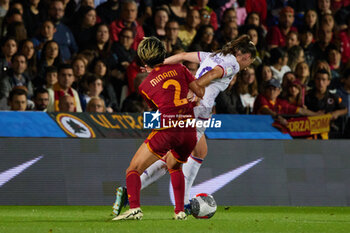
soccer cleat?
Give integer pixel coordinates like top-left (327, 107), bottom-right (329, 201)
top-left (112, 208), bottom-right (143, 221)
top-left (112, 186), bottom-right (128, 216)
top-left (173, 211), bottom-right (187, 220)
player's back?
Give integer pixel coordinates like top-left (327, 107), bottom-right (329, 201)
top-left (194, 52), bottom-right (240, 111)
top-left (139, 63), bottom-right (195, 118)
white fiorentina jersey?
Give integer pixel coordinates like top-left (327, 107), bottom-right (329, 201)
top-left (194, 51), bottom-right (240, 119)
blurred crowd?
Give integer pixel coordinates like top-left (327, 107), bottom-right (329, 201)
top-left (0, 0), bottom-right (350, 137)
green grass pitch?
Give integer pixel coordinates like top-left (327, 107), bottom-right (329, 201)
top-left (1, 206), bottom-right (350, 233)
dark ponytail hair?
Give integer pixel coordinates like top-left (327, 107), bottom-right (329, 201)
top-left (212, 35), bottom-right (256, 59)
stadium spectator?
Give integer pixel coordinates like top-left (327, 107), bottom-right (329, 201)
top-left (162, 19), bottom-right (185, 56)
top-left (22, 0), bottom-right (41, 38)
top-left (71, 57), bottom-right (88, 93)
top-left (253, 78), bottom-right (319, 126)
top-left (295, 61), bottom-right (311, 86)
top-left (0, 0), bottom-right (9, 19)
top-left (266, 6), bottom-right (297, 49)
top-left (57, 94), bottom-right (75, 112)
top-left (269, 47), bottom-right (291, 84)
top-left (178, 9), bottom-right (201, 49)
top-left (47, 64), bottom-right (82, 112)
top-left (198, 8), bottom-right (211, 28)
top-left (188, 25), bottom-right (218, 52)
top-left (338, 14), bottom-right (350, 65)
top-left (305, 69), bottom-right (347, 138)
top-left (309, 59), bottom-right (332, 88)
top-left (285, 31), bottom-right (300, 50)
top-left (221, 8), bottom-right (237, 25)
top-left (109, 0), bottom-right (144, 51)
top-left (215, 21), bottom-right (238, 48)
top-left (0, 36), bottom-right (17, 77)
top-left (1, 8), bottom-right (22, 37)
top-left (90, 58), bottom-right (119, 112)
top-left (336, 69), bottom-right (350, 117)
top-left (70, 6), bottom-right (97, 51)
top-left (9, 1), bottom-right (23, 15)
top-left (309, 24), bottom-right (334, 62)
top-left (86, 96), bottom-right (106, 113)
top-left (32, 87), bottom-right (49, 111)
top-left (8, 87), bottom-right (27, 111)
top-left (79, 74), bottom-right (102, 111)
top-left (245, 0), bottom-right (267, 25)
top-left (44, 66), bottom-right (58, 89)
top-left (326, 43), bottom-right (342, 82)
top-left (305, 69), bottom-right (347, 119)
top-left (192, 0), bottom-right (218, 30)
top-left (281, 71), bottom-right (297, 91)
top-left (235, 0), bottom-right (247, 26)
top-left (18, 39), bottom-right (37, 79)
top-left (48, 0), bottom-right (78, 61)
top-left (256, 63), bottom-right (273, 93)
top-left (31, 20), bottom-right (57, 59)
top-left (0, 53), bottom-right (33, 99)
top-left (317, 0), bottom-right (332, 15)
top-left (81, 0), bottom-right (95, 8)
top-left (37, 40), bottom-right (62, 83)
top-left (287, 45), bottom-right (305, 72)
top-left (6, 21), bottom-right (27, 42)
top-left (240, 12), bottom-right (267, 36)
top-left (165, 0), bottom-right (189, 25)
top-left (280, 79), bottom-right (305, 107)
top-left (143, 7), bottom-right (169, 40)
top-left (112, 27), bottom-right (136, 72)
top-left (216, 65), bottom-right (258, 114)
top-left (95, 0), bottom-right (119, 25)
top-left (300, 9), bottom-right (319, 38)
top-left (85, 23), bottom-right (115, 67)
top-left (122, 72), bottom-right (150, 112)
top-left (320, 13), bottom-right (335, 31)
top-left (299, 28), bottom-right (315, 66)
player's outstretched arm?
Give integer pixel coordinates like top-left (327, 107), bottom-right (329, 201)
top-left (189, 81), bottom-right (205, 99)
top-left (164, 52), bottom-right (200, 64)
top-left (195, 66), bottom-right (224, 87)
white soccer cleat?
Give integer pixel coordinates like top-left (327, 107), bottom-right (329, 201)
top-left (112, 208), bottom-right (143, 221)
top-left (173, 211), bottom-right (187, 220)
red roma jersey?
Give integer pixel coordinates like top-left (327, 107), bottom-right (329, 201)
top-left (139, 64), bottom-right (196, 119)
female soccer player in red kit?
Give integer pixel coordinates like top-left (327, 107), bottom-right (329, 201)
top-left (113, 37), bottom-right (217, 220)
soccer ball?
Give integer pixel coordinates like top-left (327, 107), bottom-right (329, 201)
top-left (190, 193), bottom-right (217, 219)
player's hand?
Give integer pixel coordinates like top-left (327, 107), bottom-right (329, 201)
top-left (187, 89), bottom-right (196, 102)
top-left (276, 115), bottom-right (288, 127)
top-left (140, 65), bottom-right (151, 73)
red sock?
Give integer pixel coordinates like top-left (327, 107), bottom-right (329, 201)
top-left (169, 168), bottom-right (185, 214)
top-left (126, 170), bottom-right (141, 209)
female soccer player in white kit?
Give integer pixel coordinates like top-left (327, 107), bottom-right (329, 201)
top-left (113, 35), bottom-right (257, 216)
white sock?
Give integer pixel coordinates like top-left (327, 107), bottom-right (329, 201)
top-left (140, 159), bottom-right (167, 190)
top-left (183, 155), bottom-right (203, 205)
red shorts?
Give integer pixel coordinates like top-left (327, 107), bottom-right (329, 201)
top-left (144, 127), bottom-right (197, 163)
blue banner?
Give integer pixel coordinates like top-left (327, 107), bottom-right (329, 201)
top-left (0, 112), bottom-right (67, 138)
top-left (205, 115), bottom-right (292, 139)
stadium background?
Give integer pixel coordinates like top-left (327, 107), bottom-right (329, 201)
top-left (1, 138), bottom-right (349, 206)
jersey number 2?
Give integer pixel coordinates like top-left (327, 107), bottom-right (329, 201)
top-left (162, 79), bottom-right (188, 107)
